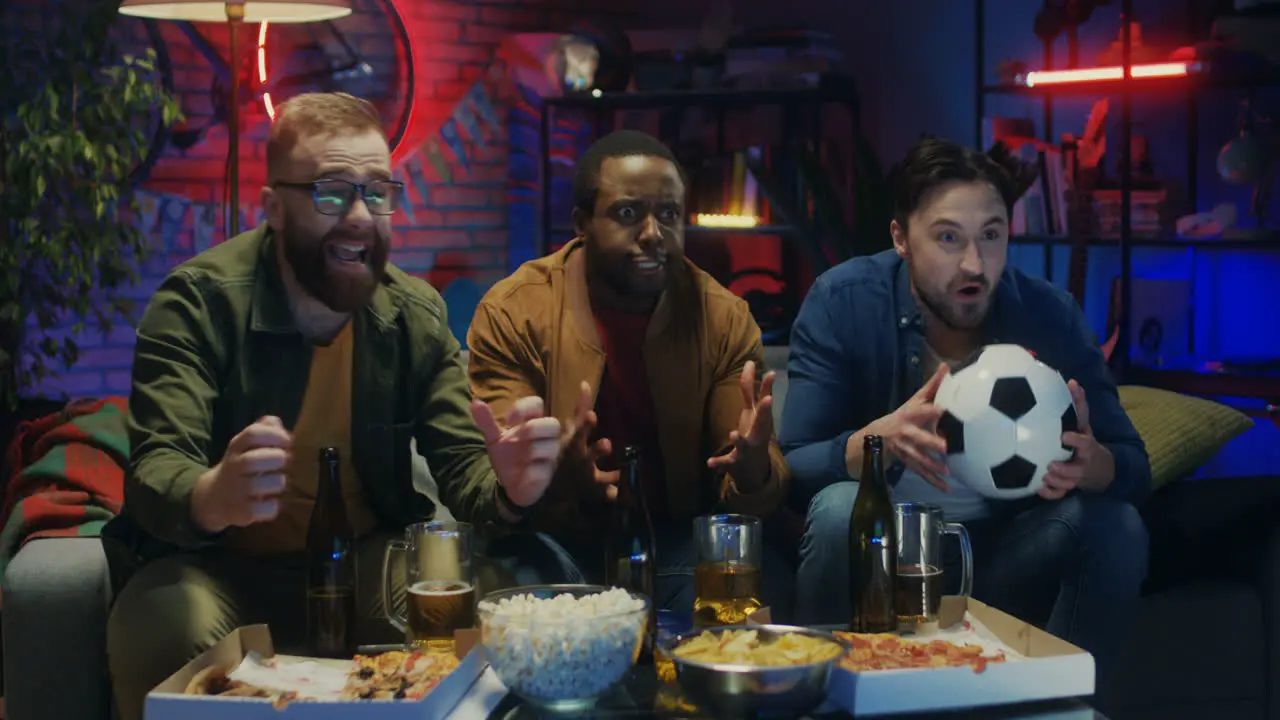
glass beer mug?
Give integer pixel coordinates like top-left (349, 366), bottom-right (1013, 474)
top-left (894, 503), bottom-right (972, 631)
top-left (692, 514), bottom-right (763, 629)
top-left (382, 521), bottom-right (476, 649)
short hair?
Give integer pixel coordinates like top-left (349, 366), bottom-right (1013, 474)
top-left (572, 130), bottom-right (684, 215)
top-left (266, 93), bottom-right (385, 181)
top-left (890, 137), bottom-right (1019, 231)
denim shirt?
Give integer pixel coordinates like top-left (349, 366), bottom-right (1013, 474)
top-left (779, 249), bottom-right (1151, 509)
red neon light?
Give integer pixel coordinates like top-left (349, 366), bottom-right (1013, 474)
top-left (256, 3), bottom-right (418, 163)
top-left (1022, 61), bottom-right (1194, 87)
top-left (259, 21), bottom-right (275, 121)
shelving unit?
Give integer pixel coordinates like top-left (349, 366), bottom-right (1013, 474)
top-left (974, 0), bottom-right (1280, 400)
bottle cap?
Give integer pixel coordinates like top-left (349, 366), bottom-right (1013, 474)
top-left (863, 434), bottom-right (884, 451)
top-left (623, 446), bottom-right (640, 461)
top-left (319, 446), bottom-right (339, 462)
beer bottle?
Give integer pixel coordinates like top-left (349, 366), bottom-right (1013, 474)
top-left (605, 446), bottom-right (657, 660)
top-left (306, 446), bottom-right (356, 658)
top-left (849, 434), bottom-right (898, 633)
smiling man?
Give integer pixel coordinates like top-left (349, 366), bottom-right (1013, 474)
top-left (467, 130), bottom-right (793, 613)
top-left (105, 93), bottom-right (562, 720)
top-left (780, 137), bottom-right (1150, 680)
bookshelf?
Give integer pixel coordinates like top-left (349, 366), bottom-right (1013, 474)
top-left (975, 0), bottom-right (1280, 400)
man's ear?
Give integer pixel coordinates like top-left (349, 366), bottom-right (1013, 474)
top-left (890, 219), bottom-right (909, 259)
top-left (571, 207), bottom-right (589, 239)
top-left (261, 186), bottom-right (284, 232)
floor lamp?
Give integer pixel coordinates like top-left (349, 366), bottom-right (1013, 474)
top-left (118, 0), bottom-right (352, 237)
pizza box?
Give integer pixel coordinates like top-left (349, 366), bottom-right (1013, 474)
top-left (748, 596), bottom-right (1095, 716)
top-left (145, 625), bottom-right (487, 720)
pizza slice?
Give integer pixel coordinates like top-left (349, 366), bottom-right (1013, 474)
top-left (834, 631), bottom-right (1006, 673)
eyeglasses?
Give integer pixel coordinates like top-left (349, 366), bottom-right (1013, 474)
top-left (274, 178), bottom-right (404, 216)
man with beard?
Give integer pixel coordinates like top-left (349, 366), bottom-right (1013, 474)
top-left (780, 137), bottom-right (1149, 680)
top-left (104, 93), bottom-right (562, 720)
top-left (466, 130), bottom-right (794, 614)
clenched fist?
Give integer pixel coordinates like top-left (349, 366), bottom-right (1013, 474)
top-left (191, 416), bottom-right (293, 533)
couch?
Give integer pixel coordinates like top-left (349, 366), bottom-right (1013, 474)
top-left (3, 347), bottom-right (1279, 720)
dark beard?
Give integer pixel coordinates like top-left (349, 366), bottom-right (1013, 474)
top-left (911, 271), bottom-right (988, 332)
top-left (279, 219), bottom-right (389, 314)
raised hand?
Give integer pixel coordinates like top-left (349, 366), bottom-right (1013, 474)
top-left (855, 363), bottom-right (951, 491)
top-left (559, 380), bottom-right (620, 502)
top-left (707, 360), bottom-right (775, 490)
top-left (191, 415), bottom-right (293, 533)
top-left (470, 396), bottom-right (563, 511)
top-left (1041, 379), bottom-right (1114, 499)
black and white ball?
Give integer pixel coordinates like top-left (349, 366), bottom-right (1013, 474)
top-left (934, 344), bottom-right (1078, 500)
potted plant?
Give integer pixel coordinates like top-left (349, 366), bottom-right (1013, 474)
top-left (0, 3), bottom-right (183, 411)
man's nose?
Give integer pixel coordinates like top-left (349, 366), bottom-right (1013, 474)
top-left (959, 241), bottom-right (984, 275)
top-left (637, 214), bottom-right (661, 246)
top-left (341, 192), bottom-right (376, 226)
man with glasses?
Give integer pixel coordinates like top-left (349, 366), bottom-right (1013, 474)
top-left (104, 93), bottom-right (562, 720)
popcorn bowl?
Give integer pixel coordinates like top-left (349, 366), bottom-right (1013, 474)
top-left (478, 584), bottom-right (649, 712)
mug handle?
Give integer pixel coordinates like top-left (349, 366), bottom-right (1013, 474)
top-left (942, 522), bottom-right (973, 597)
top-left (382, 540), bottom-right (409, 634)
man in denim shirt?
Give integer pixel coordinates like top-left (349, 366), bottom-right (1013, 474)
top-left (780, 138), bottom-right (1149, 679)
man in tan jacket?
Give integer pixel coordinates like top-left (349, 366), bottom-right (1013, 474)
top-left (468, 130), bottom-right (793, 615)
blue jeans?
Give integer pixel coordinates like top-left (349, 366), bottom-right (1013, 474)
top-left (483, 524), bottom-right (796, 621)
top-left (795, 481), bottom-right (1147, 679)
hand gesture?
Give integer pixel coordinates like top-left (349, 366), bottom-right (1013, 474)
top-left (1041, 380), bottom-right (1114, 499)
top-left (707, 360), bottom-right (775, 489)
top-left (471, 396), bottom-right (563, 509)
top-left (191, 416), bottom-right (293, 533)
top-left (859, 364), bottom-right (950, 491)
top-left (559, 381), bottom-right (620, 502)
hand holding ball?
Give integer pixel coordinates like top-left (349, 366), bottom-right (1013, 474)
top-left (934, 344), bottom-right (1078, 499)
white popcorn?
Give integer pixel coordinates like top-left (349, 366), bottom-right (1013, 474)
top-left (480, 588), bottom-right (647, 704)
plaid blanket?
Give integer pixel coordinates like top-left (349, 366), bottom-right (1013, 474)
top-left (0, 397), bottom-right (129, 595)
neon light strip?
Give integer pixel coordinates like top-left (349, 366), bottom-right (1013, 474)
top-left (258, 21), bottom-right (275, 120)
top-left (693, 213), bottom-right (760, 228)
top-left (1022, 61), bottom-right (1195, 87)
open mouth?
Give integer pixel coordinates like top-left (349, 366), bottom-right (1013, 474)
top-left (956, 283), bottom-right (984, 298)
top-left (327, 242), bottom-right (369, 264)
top-left (633, 256), bottom-right (664, 273)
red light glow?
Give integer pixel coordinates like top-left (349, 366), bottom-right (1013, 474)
top-left (1021, 61), bottom-right (1196, 87)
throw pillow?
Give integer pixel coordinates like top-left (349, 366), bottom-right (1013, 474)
top-left (1118, 385), bottom-right (1254, 491)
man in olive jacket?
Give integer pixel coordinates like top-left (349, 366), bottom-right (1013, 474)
top-left (106, 93), bottom-right (561, 720)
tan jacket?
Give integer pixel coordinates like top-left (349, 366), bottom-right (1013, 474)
top-left (467, 239), bottom-right (790, 539)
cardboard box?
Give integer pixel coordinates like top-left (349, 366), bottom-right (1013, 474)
top-left (145, 626), bottom-right (486, 720)
top-left (752, 597), bottom-right (1095, 716)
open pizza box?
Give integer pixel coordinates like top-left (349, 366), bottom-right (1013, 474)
top-left (145, 625), bottom-right (487, 719)
top-left (748, 596), bottom-right (1095, 716)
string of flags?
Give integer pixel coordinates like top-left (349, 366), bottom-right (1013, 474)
top-left (132, 76), bottom-right (506, 256)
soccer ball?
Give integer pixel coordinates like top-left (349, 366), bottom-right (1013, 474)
top-left (934, 344), bottom-right (1078, 500)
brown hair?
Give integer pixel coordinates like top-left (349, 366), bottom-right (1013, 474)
top-left (266, 92), bottom-right (385, 181)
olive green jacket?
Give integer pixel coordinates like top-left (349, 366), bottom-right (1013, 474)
top-left (123, 224), bottom-right (498, 549)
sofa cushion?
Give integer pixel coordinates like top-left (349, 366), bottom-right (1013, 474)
top-left (1118, 385), bottom-right (1253, 491)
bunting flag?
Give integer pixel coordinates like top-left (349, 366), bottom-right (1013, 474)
top-left (398, 179), bottom-right (417, 225)
top-left (191, 202), bottom-right (219, 252)
top-left (454, 99), bottom-right (483, 143)
top-left (423, 138), bottom-right (452, 186)
top-left (404, 155), bottom-right (431, 210)
top-left (467, 84), bottom-right (501, 132)
top-left (135, 190), bottom-right (162, 236)
top-left (438, 118), bottom-right (470, 174)
top-left (157, 195), bottom-right (189, 255)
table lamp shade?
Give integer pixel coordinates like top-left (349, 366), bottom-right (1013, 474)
top-left (118, 0), bottom-right (351, 23)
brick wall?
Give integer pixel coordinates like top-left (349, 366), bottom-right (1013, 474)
top-left (26, 0), bottom-right (639, 400)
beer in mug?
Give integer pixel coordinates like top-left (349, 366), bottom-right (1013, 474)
top-left (692, 514), bottom-right (763, 628)
top-left (384, 521), bottom-right (476, 649)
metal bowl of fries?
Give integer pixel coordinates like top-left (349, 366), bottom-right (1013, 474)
top-left (658, 624), bottom-right (850, 718)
